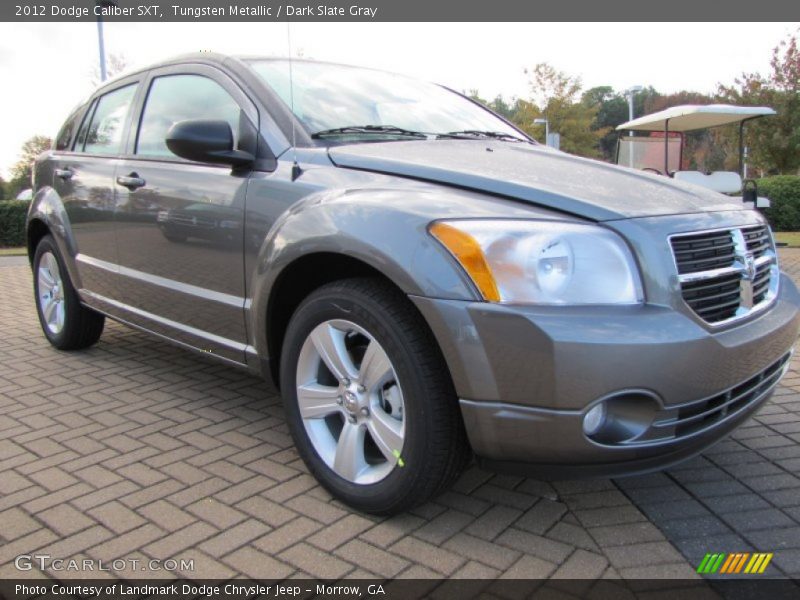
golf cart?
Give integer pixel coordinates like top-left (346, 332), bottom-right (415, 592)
top-left (615, 104), bottom-right (775, 209)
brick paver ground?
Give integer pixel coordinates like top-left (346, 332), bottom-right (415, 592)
top-left (1, 250), bottom-right (799, 580)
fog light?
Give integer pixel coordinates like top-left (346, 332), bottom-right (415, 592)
top-left (584, 391), bottom-right (660, 445)
top-left (583, 403), bottom-right (606, 436)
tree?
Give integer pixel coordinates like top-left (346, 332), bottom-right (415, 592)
top-left (718, 32), bottom-right (800, 175)
top-left (467, 91), bottom-right (539, 135)
top-left (582, 86), bottom-right (628, 161)
top-left (0, 176), bottom-right (6, 201)
top-left (525, 63), bottom-right (606, 157)
top-left (7, 135), bottom-right (52, 198)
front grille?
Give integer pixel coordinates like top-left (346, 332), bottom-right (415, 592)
top-left (670, 225), bottom-right (779, 325)
top-left (645, 353), bottom-right (790, 442)
top-left (671, 230), bottom-right (736, 274)
top-left (743, 225), bottom-right (772, 258)
top-left (681, 273), bottom-right (741, 322)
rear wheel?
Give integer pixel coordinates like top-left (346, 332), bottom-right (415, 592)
top-left (280, 278), bottom-right (469, 514)
top-left (33, 235), bottom-right (104, 350)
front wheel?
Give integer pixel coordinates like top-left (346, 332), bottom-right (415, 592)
top-left (280, 278), bottom-right (469, 515)
top-left (33, 235), bottom-right (105, 350)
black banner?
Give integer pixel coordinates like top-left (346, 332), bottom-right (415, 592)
top-left (2, 0), bottom-right (800, 22)
top-left (2, 578), bottom-right (800, 600)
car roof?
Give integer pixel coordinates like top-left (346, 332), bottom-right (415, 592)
top-left (91, 53), bottom-right (372, 95)
top-left (616, 104), bottom-right (776, 132)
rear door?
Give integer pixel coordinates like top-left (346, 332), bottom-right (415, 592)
top-left (52, 80), bottom-right (139, 299)
top-left (113, 64), bottom-right (258, 363)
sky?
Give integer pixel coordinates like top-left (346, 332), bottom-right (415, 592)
top-left (0, 21), bottom-right (797, 180)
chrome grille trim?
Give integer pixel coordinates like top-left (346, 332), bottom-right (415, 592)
top-left (669, 224), bottom-right (779, 326)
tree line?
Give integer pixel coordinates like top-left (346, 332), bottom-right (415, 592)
top-left (469, 31), bottom-right (799, 176)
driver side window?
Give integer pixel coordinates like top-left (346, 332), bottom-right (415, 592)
top-left (136, 74), bottom-right (241, 158)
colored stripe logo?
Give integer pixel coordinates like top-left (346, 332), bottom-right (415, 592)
top-left (697, 552), bottom-right (773, 574)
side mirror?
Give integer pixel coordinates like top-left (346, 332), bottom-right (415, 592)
top-left (742, 179), bottom-right (757, 205)
top-left (165, 119), bottom-right (254, 167)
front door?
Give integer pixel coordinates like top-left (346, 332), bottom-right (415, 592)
top-left (113, 66), bottom-right (258, 363)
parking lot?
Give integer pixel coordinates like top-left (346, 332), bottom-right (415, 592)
top-left (1, 250), bottom-right (800, 581)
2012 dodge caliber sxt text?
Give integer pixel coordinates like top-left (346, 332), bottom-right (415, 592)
top-left (28, 54), bottom-right (800, 514)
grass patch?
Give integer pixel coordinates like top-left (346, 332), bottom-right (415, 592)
top-left (0, 247), bottom-right (26, 256)
top-left (773, 232), bottom-right (800, 248)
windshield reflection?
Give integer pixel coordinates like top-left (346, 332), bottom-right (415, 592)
top-left (248, 59), bottom-right (524, 140)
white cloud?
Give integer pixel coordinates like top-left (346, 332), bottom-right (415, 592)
top-left (0, 21), bottom-right (797, 179)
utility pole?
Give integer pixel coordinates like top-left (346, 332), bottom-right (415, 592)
top-left (95, 1), bottom-right (117, 82)
top-left (624, 85), bottom-right (643, 167)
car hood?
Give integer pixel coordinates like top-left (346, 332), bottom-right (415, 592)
top-left (327, 140), bottom-right (743, 221)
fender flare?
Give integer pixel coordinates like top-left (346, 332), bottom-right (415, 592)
top-left (247, 188), bottom-right (480, 362)
top-left (26, 186), bottom-right (82, 287)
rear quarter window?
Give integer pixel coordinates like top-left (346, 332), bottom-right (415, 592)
top-left (55, 108), bottom-right (82, 151)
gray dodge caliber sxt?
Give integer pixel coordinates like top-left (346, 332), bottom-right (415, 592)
top-left (28, 53), bottom-right (800, 514)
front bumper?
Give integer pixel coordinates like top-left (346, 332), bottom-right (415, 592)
top-left (411, 272), bottom-right (800, 477)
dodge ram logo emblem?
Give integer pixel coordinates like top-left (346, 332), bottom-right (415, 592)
top-left (740, 251), bottom-right (756, 309)
top-left (744, 252), bottom-right (757, 281)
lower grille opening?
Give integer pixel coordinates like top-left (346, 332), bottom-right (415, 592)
top-left (632, 353), bottom-right (790, 445)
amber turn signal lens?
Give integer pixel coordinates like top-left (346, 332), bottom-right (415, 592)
top-left (429, 222), bottom-right (501, 302)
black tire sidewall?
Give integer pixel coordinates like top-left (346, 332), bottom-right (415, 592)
top-left (280, 285), bottom-right (436, 513)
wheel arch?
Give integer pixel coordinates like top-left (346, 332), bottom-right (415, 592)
top-left (26, 187), bottom-right (81, 288)
top-left (263, 252), bottom-right (418, 388)
top-left (245, 190), bottom-right (480, 386)
top-left (27, 218), bottom-right (50, 264)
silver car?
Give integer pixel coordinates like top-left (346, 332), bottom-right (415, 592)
top-left (28, 54), bottom-right (800, 514)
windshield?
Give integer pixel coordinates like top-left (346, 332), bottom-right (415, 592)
top-left (617, 135), bottom-right (682, 174)
top-left (248, 59), bottom-right (525, 141)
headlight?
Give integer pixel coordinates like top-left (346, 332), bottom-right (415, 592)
top-left (429, 219), bottom-right (643, 305)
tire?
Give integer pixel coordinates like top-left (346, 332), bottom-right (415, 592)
top-left (280, 277), bottom-right (470, 515)
top-left (33, 235), bottom-right (105, 350)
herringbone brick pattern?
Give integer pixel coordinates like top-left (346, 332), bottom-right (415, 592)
top-left (1, 250), bottom-right (799, 579)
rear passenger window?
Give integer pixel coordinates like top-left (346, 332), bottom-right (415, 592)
top-left (81, 84), bottom-right (137, 155)
top-left (136, 75), bottom-right (241, 158)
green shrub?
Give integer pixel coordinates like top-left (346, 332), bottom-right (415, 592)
top-left (758, 175), bottom-right (800, 231)
top-left (0, 201), bottom-right (29, 247)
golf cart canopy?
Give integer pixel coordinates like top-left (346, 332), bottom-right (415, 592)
top-left (617, 104), bottom-right (776, 133)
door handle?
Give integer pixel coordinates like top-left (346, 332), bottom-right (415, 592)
top-left (54, 168), bottom-right (73, 180)
top-left (116, 173), bottom-right (146, 190)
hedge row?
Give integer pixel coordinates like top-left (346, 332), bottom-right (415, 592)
top-left (0, 201), bottom-right (29, 247)
top-left (759, 176), bottom-right (800, 232)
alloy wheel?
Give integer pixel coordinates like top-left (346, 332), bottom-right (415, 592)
top-left (295, 319), bottom-right (405, 484)
top-left (37, 251), bottom-right (65, 335)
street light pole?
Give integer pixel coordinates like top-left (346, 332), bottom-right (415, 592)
top-left (624, 85), bottom-right (643, 167)
top-left (534, 118), bottom-right (549, 145)
top-left (96, 16), bottom-right (107, 82)
top-left (95, 1), bottom-right (116, 83)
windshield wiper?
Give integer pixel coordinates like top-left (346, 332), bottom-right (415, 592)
top-left (311, 125), bottom-right (429, 139)
top-left (442, 130), bottom-right (532, 143)
top-left (310, 125), bottom-right (533, 144)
